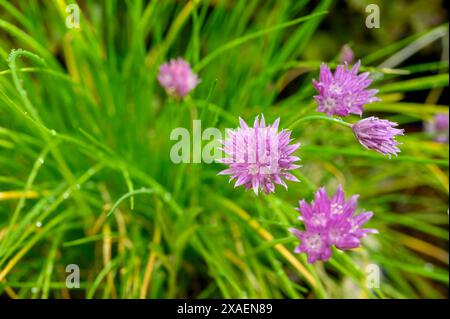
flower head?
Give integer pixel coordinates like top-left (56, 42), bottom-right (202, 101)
top-left (312, 61), bottom-right (379, 117)
top-left (157, 58), bottom-right (200, 98)
top-left (352, 116), bottom-right (404, 157)
top-left (218, 115), bottom-right (301, 195)
top-left (290, 185), bottom-right (377, 263)
top-left (425, 113), bottom-right (449, 143)
top-left (339, 44), bottom-right (354, 64)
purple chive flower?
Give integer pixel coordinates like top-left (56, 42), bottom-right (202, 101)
top-left (425, 113), bottom-right (449, 143)
top-left (157, 58), bottom-right (200, 98)
top-left (312, 60), bottom-right (380, 117)
top-left (339, 44), bottom-right (354, 64)
top-left (352, 117), bottom-right (404, 157)
top-left (289, 185), bottom-right (377, 264)
top-left (218, 115), bottom-right (301, 195)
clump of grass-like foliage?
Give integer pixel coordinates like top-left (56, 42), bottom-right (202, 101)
top-left (0, 0), bottom-right (448, 298)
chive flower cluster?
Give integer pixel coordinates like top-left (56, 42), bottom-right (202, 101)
top-left (425, 113), bottom-right (449, 143)
top-left (313, 61), bottom-right (379, 117)
top-left (156, 56), bottom-right (413, 263)
top-left (157, 58), bottom-right (200, 98)
top-left (313, 61), bottom-right (404, 157)
top-left (289, 185), bottom-right (377, 263)
top-left (218, 115), bottom-right (300, 195)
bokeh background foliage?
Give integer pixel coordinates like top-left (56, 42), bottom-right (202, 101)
top-left (0, 0), bottom-right (448, 298)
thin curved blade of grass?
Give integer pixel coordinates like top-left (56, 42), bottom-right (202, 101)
top-left (195, 11), bottom-right (328, 71)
